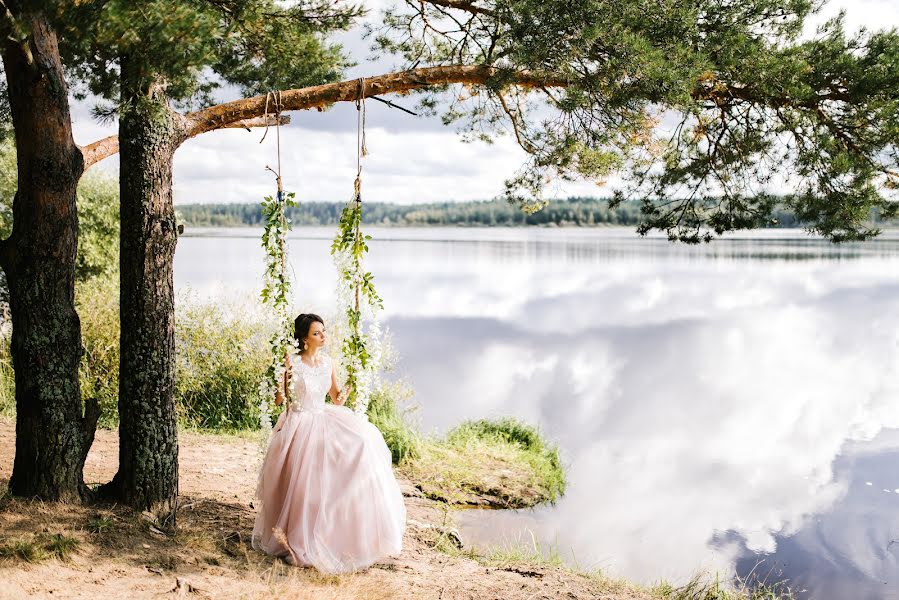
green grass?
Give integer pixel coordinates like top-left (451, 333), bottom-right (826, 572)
top-left (653, 574), bottom-right (797, 600)
top-left (0, 533), bottom-right (80, 563)
top-left (41, 533), bottom-right (80, 559)
top-left (173, 294), bottom-right (272, 431)
top-left (76, 275), bottom-right (120, 428)
top-left (403, 416), bottom-right (566, 508)
top-left (86, 514), bottom-right (116, 536)
top-left (365, 380), bottom-right (422, 464)
top-left (0, 538), bottom-right (47, 562)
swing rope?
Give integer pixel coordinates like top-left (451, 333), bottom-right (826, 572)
top-left (261, 90), bottom-right (292, 404)
top-left (332, 77), bottom-right (374, 411)
top-left (353, 78), bottom-right (367, 314)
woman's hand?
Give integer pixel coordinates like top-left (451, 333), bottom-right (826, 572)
top-left (334, 387), bottom-right (349, 406)
top-left (328, 362), bottom-right (345, 405)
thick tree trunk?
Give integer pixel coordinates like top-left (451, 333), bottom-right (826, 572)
top-left (99, 74), bottom-right (185, 514)
top-left (1, 10), bottom-right (98, 501)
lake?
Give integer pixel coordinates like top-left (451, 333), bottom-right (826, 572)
top-left (175, 226), bottom-right (899, 599)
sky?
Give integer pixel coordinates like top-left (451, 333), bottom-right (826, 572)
top-left (71, 0), bottom-right (899, 206)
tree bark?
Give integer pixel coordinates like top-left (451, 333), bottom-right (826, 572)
top-left (98, 66), bottom-right (186, 514)
top-left (1, 9), bottom-right (97, 501)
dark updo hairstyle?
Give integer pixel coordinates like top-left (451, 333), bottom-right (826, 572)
top-left (294, 313), bottom-right (324, 353)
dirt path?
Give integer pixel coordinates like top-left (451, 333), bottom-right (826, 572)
top-left (0, 418), bottom-right (652, 600)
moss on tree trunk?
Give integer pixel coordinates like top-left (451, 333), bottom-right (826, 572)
top-left (100, 69), bottom-right (185, 514)
top-left (1, 9), bottom-right (99, 502)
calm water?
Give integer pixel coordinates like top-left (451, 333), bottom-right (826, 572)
top-left (175, 226), bottom-right (899, 599)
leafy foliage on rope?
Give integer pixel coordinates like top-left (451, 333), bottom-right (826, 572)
top-left (257, 190), bottom-right (298, 442)
top-left (331, 197), bottom-right (383, 418)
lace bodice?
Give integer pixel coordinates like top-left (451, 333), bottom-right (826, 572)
top-left (289, 352), bottom-right (332, 413)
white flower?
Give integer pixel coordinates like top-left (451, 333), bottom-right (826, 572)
top-left (256, 192), bottom-right (297, 454)
top-left (330, 223), bottom-right (385, 420)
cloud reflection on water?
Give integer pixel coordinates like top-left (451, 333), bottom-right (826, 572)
top-left (375, 234), bottom-right (899, 590)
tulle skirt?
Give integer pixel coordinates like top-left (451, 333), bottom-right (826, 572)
top-left (251, 404), bottom-right (406, 573)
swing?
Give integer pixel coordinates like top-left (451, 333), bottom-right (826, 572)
top-left (256, 79), bottom-right (383, 443)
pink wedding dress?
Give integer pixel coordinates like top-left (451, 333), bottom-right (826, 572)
top-left (251, 353), bottom-right (406, 573)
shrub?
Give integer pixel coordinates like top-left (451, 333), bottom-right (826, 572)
top-left (76, 275), bottom-right (120, 427)
top-left (175, 291), bottom-right (273, 431)
top-left (75, 171), bottom-right (120, 282)
top-left (366, 379), bottom-right (421, 464)
top-left (0, 276), bottom-right (124, 426)
top-left (6, 278), bottom-right (275, 431)
top-left (448, 417), bottom-right (551, 454)
top-left (0, 140), bottom-right (119, 412)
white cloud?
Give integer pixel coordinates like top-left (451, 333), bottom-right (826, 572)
top-left (808, 0), bottom-right (899, 32)
top-left (169, 119), bottom-right (607, 204)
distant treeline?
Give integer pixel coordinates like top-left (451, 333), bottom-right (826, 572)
top-left (172, 196), bottom-right (817, 228)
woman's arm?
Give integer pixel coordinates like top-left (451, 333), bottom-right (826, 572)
top-left (329, 362), bottom-right (345, 406)
top-left (274, 352), bottom-right (292, 407)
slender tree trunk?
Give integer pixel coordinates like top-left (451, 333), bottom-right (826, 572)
top-left (0, 10), bottom-right (99, 501)
top-left (99, 69), bottom-right (185, 514)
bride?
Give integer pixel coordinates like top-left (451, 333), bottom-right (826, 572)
top-left (252, 313), bottom-right (406, 572)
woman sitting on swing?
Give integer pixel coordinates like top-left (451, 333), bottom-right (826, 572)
top-left (252, 313), bottom-right (406, 573)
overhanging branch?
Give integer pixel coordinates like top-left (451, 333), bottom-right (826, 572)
top-left (223, 114), bottom-right (292, 131)
top-left (80, 115), bottom-right (291, 167)
top-left (80, 136), bottom-right (118, 170)
top-left (81, 65), bottom-right (568, 168)
top-left (186, 65), bottom-right (566, 137)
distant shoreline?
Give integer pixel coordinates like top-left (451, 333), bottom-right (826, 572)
top-left (177, 223), bottom-right (899, 242)
top-left (174, 197), bottom-right (897, 233)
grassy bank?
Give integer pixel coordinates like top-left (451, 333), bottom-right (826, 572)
top-left (366, 379), bottom-right (565, 508)
top-left (419, 523), bottom-right (797, 600)
top-left (400, 417), bottom-right (565, 508)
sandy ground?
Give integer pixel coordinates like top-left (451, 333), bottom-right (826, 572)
top-left (0, 418), bottom-right (652, 600)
